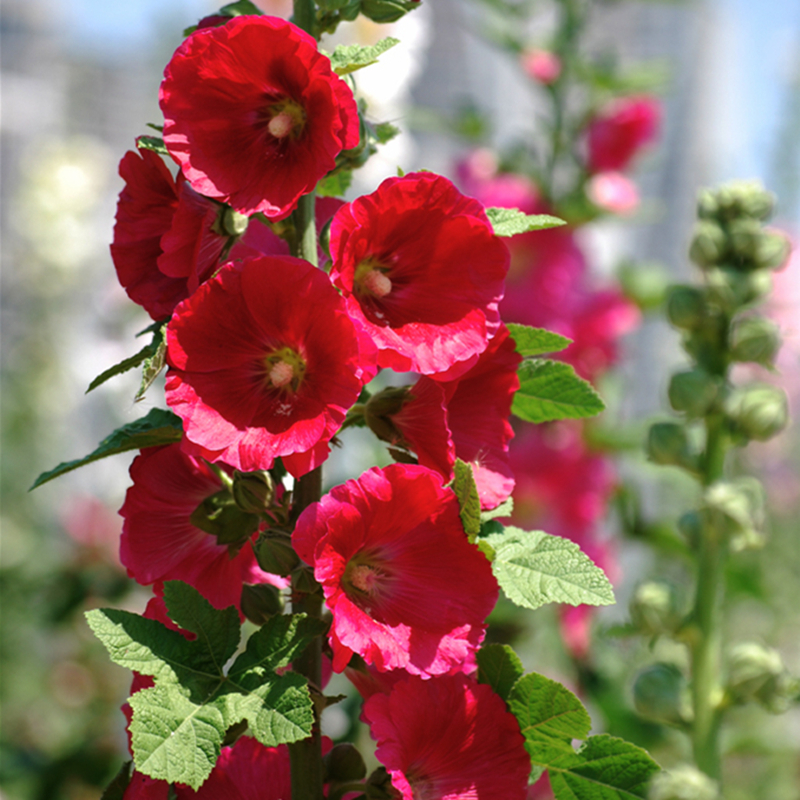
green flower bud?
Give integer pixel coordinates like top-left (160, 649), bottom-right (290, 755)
top-left (668, 369), bottom-right (721, 417)
top-left (647, 423), bottom-right (696, 470)
top-left (648, 765), bottom-right (720, 800)
top-left (725, 383), bottom-right (789, 442)
top-left (254, 531), bottom-right (299, 576)
top-left (714, 179), bottom-right (774, 221)
top-left (232, 469), bottom-right (274, 514)
top-left (754, 230), bottom-right (790, 270)
top-left (727, 642), bottom-right (784, 705)
top-left (365, 766), bottom-right (397, 800)
top-left (696, 188), bottom-right (720, 220)
top-left (705, 266), bottom-right (772, 311)
top-left (364, 386), bottom-right (411, 444)
top-left (189, 491), bottom-right (260, 550)
top-left (689, 221), bottom-right (727, 268)
top-left (323, 743), bottom-right (367, 782)
top-left (222, 207), bottom-right (249, 238)
top-left (727, 217), bottom-right (763, 264)
top-left (703, 477), bottom-right (765, 549)
top-left (630, 582), bottom-right (683, 636)
top-left (633, 663), bottom-right (690, 724)
top-left (730, 316), bottom-right (781, 366)
top-left (240, 583), bottom-right (283, 625)
top-left (666, 285), bottom-right (706, 330)
top-left (677, 510), bottom-right (704, 548)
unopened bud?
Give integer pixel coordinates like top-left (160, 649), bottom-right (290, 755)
top-left (697, 188), bottom-right (720, 220)
top-left (190, 492), bottom-right (260, 549)
top-left (647, 423), bottom-right (695, 470)
top-left (633, 663), bottom-right (690, 725)
top-left (714, 180), bottom-right (774, 221)
top-left (730, 316), bottom-right (781, 366)
top-left (725, 383), bottom-right (789, 442)
top-left (232, 470), bottom-right (274, 514)
top-left (648, 764), bottom-right (720, 800)
top-left (323, 743), bottom-right (367, 782)
top-left (677, 510), bottom-right (704, 548)
top-left (705, 266), bottom-right (772, 311)
top-left (222, 207), bottom-right (249, 238)
top-left (630, 582), bottom-right (682, 636)
top-left (666, 285), bottom-right (706, 330)
top-left (254, 531), bottom-right (299, 576)
top-left (240, 583), bottom-right (283, 625)
top-left (689, 221), bottom-right (727, 268)
top-left (727, 642), bottom-right (784, 704)
top-left (703, 477), bottom-right (765, 548)
top-left (364, 386), bottom-right (411, 444)
top-left (727, 217), bottom-right (763, 264)
top-left (365, 766), bottom-right (400, 799)
top-left (668, 369), bottom-right (721, 417)
top-left (755, 230), bottom-right (790, 270)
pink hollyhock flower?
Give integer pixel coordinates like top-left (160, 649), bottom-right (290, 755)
top-left (586, 170), bottom-right (640, 215)
top-left (521, 49), bottom-right (561, 85)
top-left (165, 255), bottom-right (367, 476)
top-left (329, 172), bottom-right (510, 375)
top-left (120, 445), bottom-right (285, 612)
top-left (292, 464), bottom-right (498, 676)
top-left (160, 16), bottom-right (359, 219)
top-left (586, 94), bottom-right (661, 173)
top-left (363, 674), bottom-right (530, 800)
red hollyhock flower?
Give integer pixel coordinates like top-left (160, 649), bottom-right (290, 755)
top-left (586, 94), bottom-right (661, 173)
top-left (160, 15), bottom-right (359, 219)
top-left (165, 255), bottom-right (367, 476)
top-left (292, 464), bottom-right (498, 676)
top-left (328, 172), bottom-right (510, 375)
top-left (363, 674), bottom-right (530, 800)
top-left (119, 445), bottom-right (285, 612)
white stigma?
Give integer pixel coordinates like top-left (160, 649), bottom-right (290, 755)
top-left (269, 360), bottom-right (294, 388)
top-left (350, 564), bottom-right (378, 593)
top-left (268, 112), bottom-right (294, 139)
top-left (362, 269), bottom-right (392, 298)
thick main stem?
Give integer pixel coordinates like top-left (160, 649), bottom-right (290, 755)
top-left (690, 413), bottom-right (728, 781)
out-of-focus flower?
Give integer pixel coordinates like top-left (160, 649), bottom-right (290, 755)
top-left (329, 172), bottom-right (509, 376)
top-left (160, 16), bottom-right (359, 219)
top-left (586, 95), bottom-right (661, 173)
top-left (363, 674), bottom-right (530, 800)
top-left (586, 170), bottom-right (640, 216)
top-left (165, 255), bottom-right (367, 476)
top-left (521, 49), bottom-right (561, 85)
top-left (292, 464), bottom-right (498, 676)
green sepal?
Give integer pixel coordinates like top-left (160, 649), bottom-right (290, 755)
top-left (136, 136), bottom-right (169, 156)
top-left (100, 760), bottom-right (133, 800)
top-left (476, 643), bottom-right (524, 702)
top-left (360, 0), bottom-right (419, 23)
top-left (506, 323), bottom-right (572, 357)
top-left (317, 169), bottom-right (353, 198)
top-left (452, 459), bottom-right (482, 541)
top-left (486, 208), bottom-right (566, 237)
top-left (219, 0), bottom-right (263, 15)
top-left (483, 526), bottom-right (615, 610)
top-left (328, 38), bottom-right (399, 76)
top-left (373, 121), bottom-right (401, 144)
top-left (512, 359), bottom-right (605, 423)
top-left (31, 408), bottom-right (183, 490)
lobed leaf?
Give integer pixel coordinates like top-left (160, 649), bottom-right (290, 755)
top-left (507, 323), bottom-right (572, 357)
top-left (486, 207), bottom-right (566, 237)
top-left (328, 37), bottom-right (399, 75)
top-left (452, 459), bottom-right (482, 541)
top-left (31, 408), bottom-right (183, 489)
top-left (484, 527), bottom-right (615, 610)
top-left (476, 643), bottom-right (524, 702)
top-left (512, 359), bottom-right (605, 423)
top-left (136, 135), bottom-right (169, 156)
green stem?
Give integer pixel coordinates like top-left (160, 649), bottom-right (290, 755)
top-left (292, 0), bottom-right (317, 39)
top-left (291, 191), bottom-right (319, 268)
top-left (690, 414), bottom-right (728, 781)
top-left (288, 466), bottom-right (325, 800)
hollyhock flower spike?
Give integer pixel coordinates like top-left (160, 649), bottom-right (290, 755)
top-left (329, 171), bottom-right (510, 375)
top-left (165, 255), bottom-right (368, 476)
top-left (292, 464), bottom-right (498, 676)
top-left (120, 445), bottom-right (285, 612)
top-left (160, 15), bottom-right (359, 219)
top-left (363, 674), bottom-right (530, 800)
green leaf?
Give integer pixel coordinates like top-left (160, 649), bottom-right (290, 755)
top-left (546, 735), bottom-right (660, 800)
top-left (136, 327), bottom-right (167, 401)
top-left (374, 121), bottom-right (401, 144)
top-left (509, 672), bottom-right (592, 752)
top-left (86, 323), bottom-right (166, 396)
top-left (507, 324), bottom-right (572, 357)
top-left (316, 169), bottom-right (353, 197)
top-left (136, 136), bottom-right (168, 156)
top-left (328, 37), bottom-right (400, 75)
top-left (219, 0), bottom-right (263, 15)
top-left (476, 643), bottom-right (524, 701)
top-left (483, 527), bottom-right (615, 610)
top-left (452, 459), bottom-right (481, 541)
top-left (486, 207), bottom-right (566, 237)
top-left (481, 496), bottom-right (513, 522)
top-left (30, 408), bottom-right (183, 489)
top-left (512, 359), bottom-right (605, 423)
top-left (86, 584), bottom-right (324, 789)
